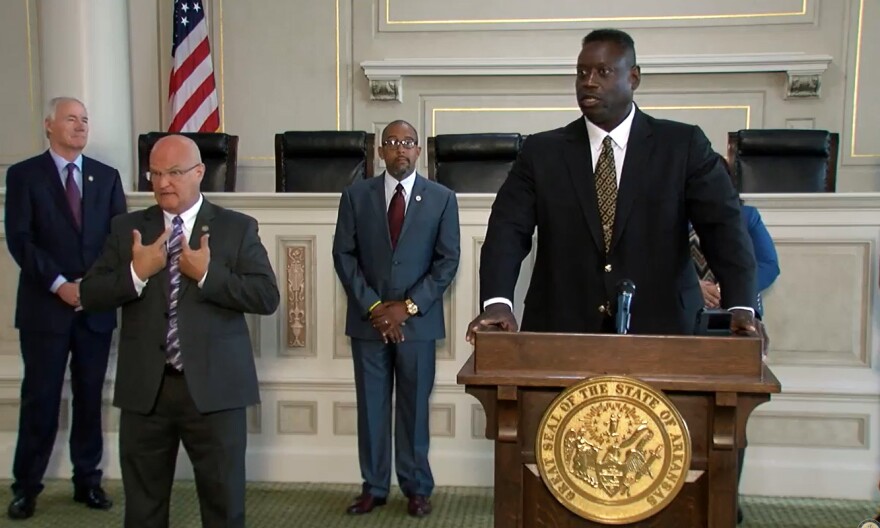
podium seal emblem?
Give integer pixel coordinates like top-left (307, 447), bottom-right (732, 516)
top-left (535, 375), bottom-right (691, 524)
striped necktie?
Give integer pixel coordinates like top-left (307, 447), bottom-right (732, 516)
top-left (165, 216), bottom-right (185, 370)
top-left (689, 226), bottom-right (763, 314)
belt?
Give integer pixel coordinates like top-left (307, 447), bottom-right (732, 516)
top-left (164, 363), bottom-right (184, 376)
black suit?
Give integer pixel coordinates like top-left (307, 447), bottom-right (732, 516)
top-left (4, 150), bottom-right (126, 497)
top-left (480, 110), bottom-right (756, 334)
top-left (80, 199), bottom-right (279, 528)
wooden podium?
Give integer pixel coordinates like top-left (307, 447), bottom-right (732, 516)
top-left (457, 332), bottom-right (780, 527)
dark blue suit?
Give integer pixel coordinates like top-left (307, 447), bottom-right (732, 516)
top-left (333, 174), bottom-right (459, 499)
top-left (4, 150), bottom-right (126, 496)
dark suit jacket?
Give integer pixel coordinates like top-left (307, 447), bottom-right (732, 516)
top-left (333, 174), bottom-right (460, 341)
top-left (80, 200), bottom-right (280, 414)
top-left (4, 150), bottom-right (127, 334)
top-left (480, 110), bottom-right (756, 335)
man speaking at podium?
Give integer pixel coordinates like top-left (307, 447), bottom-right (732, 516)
top-left (467, 29), bottom-right (759, 340)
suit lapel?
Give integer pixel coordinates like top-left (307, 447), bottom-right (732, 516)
top-left (41, 151), bottom-right (79, 231)
top-left (395, 174), bottom-right (425, 250)
top-left (80, 157), bottom-right (99, 235)
top-left (178, 198), bottom-right (216, 301)
top-left (370, 176), bottom-right (393, 250)
top-left (609, 109), bottom-right (652, 254)
top-left (562, 120), bottom-right (605, 255)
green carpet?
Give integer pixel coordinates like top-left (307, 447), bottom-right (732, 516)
top-left (2, 480), bottom-right (877, 527)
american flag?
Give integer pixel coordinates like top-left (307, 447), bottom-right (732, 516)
top-left (168, 0), bottom-right (220, 132)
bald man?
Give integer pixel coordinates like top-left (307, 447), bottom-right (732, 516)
top-left (81, 135), bottom-right (279, 528)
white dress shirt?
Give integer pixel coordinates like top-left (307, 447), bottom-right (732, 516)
top-left (384, 170), bottom-right (416, 212)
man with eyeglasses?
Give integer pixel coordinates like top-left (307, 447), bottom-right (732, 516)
top-left (4, 96), bottom-right (126, 520)
top-left (80, 134), bottom-right (279, 528)
top-left (333, 120), bottom-right (460, 518)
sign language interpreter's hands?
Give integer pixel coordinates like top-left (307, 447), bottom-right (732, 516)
top-left (179, 234), bottom-right (210, 281)
top-left (131, 228), bottom-right (171, 281)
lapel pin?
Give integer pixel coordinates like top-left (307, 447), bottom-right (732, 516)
top-left (87, 175), bottom-right (94, 182)
top-left (415, 195), bottom-right (422, 202)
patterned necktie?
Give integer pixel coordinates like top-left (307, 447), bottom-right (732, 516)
top-left (689, 226), bottom-right (764, 314)
top-left (165, 216), bottom-right (185, 371)
top-left (65, 163), bottom-right (82, 230)
top-left (688, 226), bottom-right (716, 283)
top-left (594, 136), bottom-right (618, 253)
top-left (388, 183), bottom-right (405, 249)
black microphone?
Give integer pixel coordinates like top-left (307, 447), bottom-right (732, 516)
top-left (615, 279), bottom-right (636, 335)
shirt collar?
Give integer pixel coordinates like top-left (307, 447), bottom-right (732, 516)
top-left (384, 170), bottom-right (417, 197)
top-left (49, 149), bottom-right (83, 174)
top-left (163, 194), bottom-right (204, 228)
top-left (585, 102), bottom-right (636, 153)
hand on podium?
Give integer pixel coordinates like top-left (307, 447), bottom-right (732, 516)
top-left (466, 303), bottom-right (518, 344)
top-left (729, 309), bottom-right (758, 337)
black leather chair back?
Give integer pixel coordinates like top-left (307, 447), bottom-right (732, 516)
top-left (275, 131), bottom-right (374, 192)
top-left (727, 130), bottom-right (838, 193)
top-left (137, 132), bottom-right (238, 192)
top-left (428, 133), bottom-right (524, 193)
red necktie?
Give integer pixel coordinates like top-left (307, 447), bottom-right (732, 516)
top-left (388, 183), bottom-right (405, 249)
top-left (65, 163), bottom-right (82, 230)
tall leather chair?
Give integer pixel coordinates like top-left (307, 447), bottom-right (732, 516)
top-left (275, 131), bottom-right (374, 192)
top-left (137, 132), bottom-right (238, 192)
top-left (427, 133), bottom-right (524, 193)
top-left (727, 129), bottom-right (838, 192)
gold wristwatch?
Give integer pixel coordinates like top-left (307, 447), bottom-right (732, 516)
top-left (404, 298), bottom-right (419, 316)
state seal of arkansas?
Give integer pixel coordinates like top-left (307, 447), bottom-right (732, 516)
top-left (535, 376), bottom-right (692, 524)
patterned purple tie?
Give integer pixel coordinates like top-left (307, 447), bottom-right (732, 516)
top-left (65, 163), bottom-right (82, 230)
top-left (165, 216), bottom-right (185, 371)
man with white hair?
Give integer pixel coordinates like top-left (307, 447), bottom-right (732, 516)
top-left (4, 97), bottom-right (127, 519)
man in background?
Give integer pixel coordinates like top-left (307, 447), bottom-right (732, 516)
top-left (4, 96), bottom-right (126, 520)
top-left (81, 135), bottom-right (279, 528)
top-left (333, 120), bottom-right (460, 518)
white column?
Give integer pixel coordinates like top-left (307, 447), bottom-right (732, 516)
top-left (38, 0), bottom-right (135, 190)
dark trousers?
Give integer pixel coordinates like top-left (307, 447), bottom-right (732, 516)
top-left (351, 338), bottom-right (436, 499)
top-left (12, 321), bottom-right (112, 497)
top-left (119, 370), bottom-right (246, 528)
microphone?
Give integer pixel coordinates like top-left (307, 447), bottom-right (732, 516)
top-left (615, 279), bottom-right (636, 335)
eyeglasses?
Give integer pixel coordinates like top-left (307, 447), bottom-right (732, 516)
top-left (145, 163), bottom-right (200, 182)
top-left (382, 138), bottom-right (418, 149)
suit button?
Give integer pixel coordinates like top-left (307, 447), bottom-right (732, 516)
top-left (598, 305), bottom-right (606, 314)
top-left (604, 264), bottom-right (612, 272)
top-left (393, 260), bottom-right (400, 265)
top-left (159, 345), bottom-right (166, 352)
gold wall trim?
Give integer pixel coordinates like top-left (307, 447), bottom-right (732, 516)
top-left (850, 0), bottom-right (878, 157)
top-left (25, 0), bottom-right (39, 151)
top-left (386, 0), bottom-right (807, 25)
top-left (431, 105), bottom-right (751, 136)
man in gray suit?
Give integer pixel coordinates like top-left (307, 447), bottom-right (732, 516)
top-left (333, 120), bottom-right (460, 518)
top-left (80, 135), bottom-right (279, 528)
